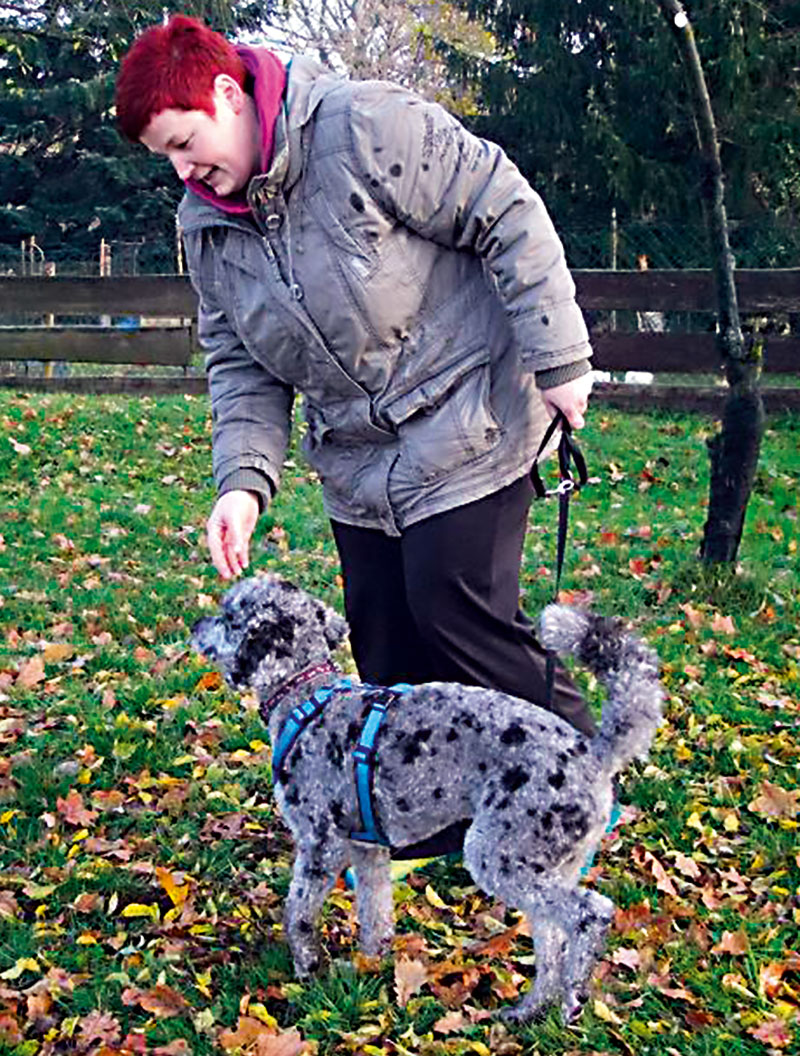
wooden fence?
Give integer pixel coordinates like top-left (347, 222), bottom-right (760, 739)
top-left (0, 270), bottom-right (798, 409)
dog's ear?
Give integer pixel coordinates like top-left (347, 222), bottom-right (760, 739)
top-left (315, 602), bottom-right (348, 649)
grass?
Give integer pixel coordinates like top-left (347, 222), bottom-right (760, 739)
top-left (0, 392), bottom-right (798, 1055)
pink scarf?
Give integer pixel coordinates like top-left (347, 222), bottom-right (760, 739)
top-left (186, 45), bottom-right (287, 214)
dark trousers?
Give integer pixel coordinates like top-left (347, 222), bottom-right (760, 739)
top-left (331, 476), bottom-right (597, 857)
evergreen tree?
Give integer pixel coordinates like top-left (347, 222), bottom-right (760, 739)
top-left (455, 0), bottom-right (800, 245)
top-left (0, 1), bottom-right (272, 274)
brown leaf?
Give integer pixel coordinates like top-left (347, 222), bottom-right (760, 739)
top-left (710, 612), bottom-right (736, 634)
top-left (56, 789), bottom-right (98, 827)
top-left (15, 656), bottom-right (45, 689)
top-left (122, 984), bottom-right (189, 1018)
top-left (433, 1010), bottom-right (467, 1034)
top-left (711, 930), bottom-right (749, 956)
top-left (76, 1010), bottom-right (122, 1049)
top-left (748, 781), bottom-right (800, 819)
top-left (673, 852), bottom-right (702, 880)
top-left (394, 955), bottom-right (429, 1006)
top-left (684, 1010), bottom-right (716, 1028)
top-left (680, 603), bottom-right (704, 629)
top-left (759, 961), bottom-right (787, 1000)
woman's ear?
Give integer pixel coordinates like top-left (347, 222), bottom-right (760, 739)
top-left (212, 73), bottom-right (246, 114)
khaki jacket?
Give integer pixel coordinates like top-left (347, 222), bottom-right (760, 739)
top-left (180, 57), bottom-right (592, 534)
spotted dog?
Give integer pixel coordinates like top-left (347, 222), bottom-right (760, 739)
top-left (191, 573), bottom-right (663, 1023)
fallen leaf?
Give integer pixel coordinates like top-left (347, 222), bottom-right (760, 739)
top-left (76, 1011), bottom-right (122, 1050)
top-left (395, 955), bottom-right (428, 1006)
top-left (122, 984), bottom-right (188, 1018)
top-left (711, 612), bottom-right (736, 634)
top-left (759, 962), bottom-right (787, 1000)
top-left (748, 781), bottom-right (800, 819)
top-left (748, 1018), bottom-right (793, 1048)
top-left (711, 930), bottom-right (748, 956)
top-left (16, 656), bottom-right (45, 689)
top-left (434, 1010), bottom-right (467, 1034)
top-left (56, 789), bottom-right (98, 827)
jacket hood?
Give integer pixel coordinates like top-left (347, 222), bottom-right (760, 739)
top-left (185, 45), bottom-right (287, 216)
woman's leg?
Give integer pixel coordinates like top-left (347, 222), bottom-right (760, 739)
top-left (401, 477), bottom-right (597, 738)
top-left (330, 520), bottom-right (437, 686)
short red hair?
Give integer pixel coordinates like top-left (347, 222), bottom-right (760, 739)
top-left (115, 14), bottom-right (246, 142)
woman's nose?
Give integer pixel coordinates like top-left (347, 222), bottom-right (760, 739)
top-left (173, 155), bottom-right (194, 180)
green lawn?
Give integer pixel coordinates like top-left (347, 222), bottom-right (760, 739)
top-left (0, 392), bottom-right (797, 1055)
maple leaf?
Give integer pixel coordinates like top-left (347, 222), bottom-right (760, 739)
top-left (56, 789), bottom-right (98, 827)
top-left (748, 781), bottom-right (800, 819)
top-left (748, 1017), bottom-right (793, 1048)
top-left (394, 956), bottom-right (429, 1006)
top-left (76, 1010), bottom-right (122, 1049)
top-left (196, 671), bottom-right (223, 691)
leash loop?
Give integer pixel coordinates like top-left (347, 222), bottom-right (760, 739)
top-left (529, 408), bottom-right (589, 708)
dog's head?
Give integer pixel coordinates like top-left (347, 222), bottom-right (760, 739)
top-left (191, 573), bottom-right (349, 690)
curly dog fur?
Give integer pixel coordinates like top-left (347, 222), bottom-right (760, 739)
top-left (192, 573), bottom-right (663, 1022)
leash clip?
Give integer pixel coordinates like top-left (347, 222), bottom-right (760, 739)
top-left (546, 478), bottom-right (575, 497)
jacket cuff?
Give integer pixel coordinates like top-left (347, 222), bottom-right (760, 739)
top-left (219, 470), bottom-right (275, 513)
top-left (535, 358), bottom-right (592, 390)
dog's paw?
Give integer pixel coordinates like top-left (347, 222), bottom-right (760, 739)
top-left (497, 1000), bottom-right (550, 1025)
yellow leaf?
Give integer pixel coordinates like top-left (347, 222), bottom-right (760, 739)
top-left (155, 866), bottom-right (190, 908)
top-left (424, 884), bottom-right (450, 909)
top-left (247, 1003), bottom-right (278, 1028)
top-left (77, 934), bottom-right (97, 945)
top-left (723, 812), bottom-right (740, 833)
top-left (686, 811), bottom-right (704, 832)
top-left (121, 903), bottom-right (160, 920)
top-left (593, 998), bottom-right (624, 1025)
top-left (0, 957), bottom-right (40, 980)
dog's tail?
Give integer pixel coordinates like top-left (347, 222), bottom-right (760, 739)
top-left (539, 605), bottom-right (664, 775)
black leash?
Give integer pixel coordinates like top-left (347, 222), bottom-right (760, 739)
top-left (529, 409), bottom-right (588, 705)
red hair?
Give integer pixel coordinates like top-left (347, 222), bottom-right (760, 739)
top-left (115, 14), bottom-right (246, 142)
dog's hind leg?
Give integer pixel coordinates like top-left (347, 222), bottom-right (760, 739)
top-left (284, 841), bottom-right (349, 979)
top-left (348, 843), bottom-right (394, 958)
top-left (560, 887), bottom-right (614, 1022)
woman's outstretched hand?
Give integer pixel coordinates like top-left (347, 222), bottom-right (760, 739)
top-left (207, 489), bottom-right (261, 579)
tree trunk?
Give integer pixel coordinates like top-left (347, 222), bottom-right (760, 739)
top-left (657, 0), bottom-right (764, 563)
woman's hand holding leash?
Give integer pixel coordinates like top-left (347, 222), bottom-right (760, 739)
top-left (540, 373), bottom-right (593, 429)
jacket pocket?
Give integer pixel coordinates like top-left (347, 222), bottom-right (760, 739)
top-left (388, 364), bottom-right (504, 483)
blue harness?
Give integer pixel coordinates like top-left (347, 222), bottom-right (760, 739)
top-left (272, 678), bottom-right (412, 846)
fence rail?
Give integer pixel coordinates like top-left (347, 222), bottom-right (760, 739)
top-left (1, 271), bottom-right (798, 409)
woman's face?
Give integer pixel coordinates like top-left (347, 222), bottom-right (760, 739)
top-left (140, 74), bottom-right (260, 197)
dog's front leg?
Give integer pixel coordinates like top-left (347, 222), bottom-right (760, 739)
top-left (284, 846), bottom-right (347, 978)
top-left (348, 843), bottom-right (393, 958)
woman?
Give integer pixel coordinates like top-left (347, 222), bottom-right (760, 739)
top-left (116, 15), bottom-right (597, 766)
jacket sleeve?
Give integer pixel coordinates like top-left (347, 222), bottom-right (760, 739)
top-left (185, 229), bottom-right (294, 502)
top-left (345, 84), bottom-right (592, 376)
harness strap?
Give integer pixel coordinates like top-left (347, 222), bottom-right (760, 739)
top-left (272, 675), bottom-right (355, 780)
top-left (272, 677), bottom-right (413, 846)
top-left (350, 684), bottom-right (412, 846)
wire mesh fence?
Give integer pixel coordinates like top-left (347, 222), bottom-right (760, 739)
top-left (558, 214), bottom-right (800, 270)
